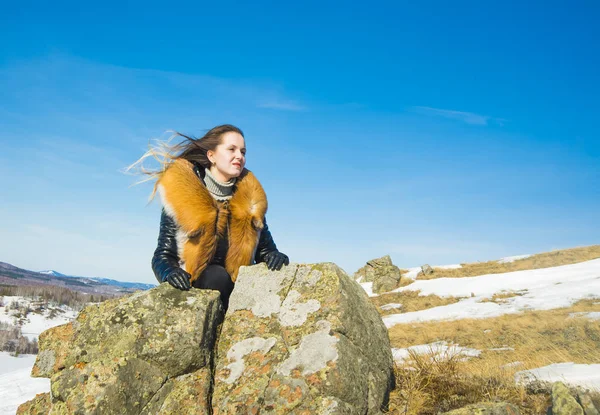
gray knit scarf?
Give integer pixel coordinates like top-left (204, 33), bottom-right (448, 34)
top-left (204, 168), bottom-right (236, 201)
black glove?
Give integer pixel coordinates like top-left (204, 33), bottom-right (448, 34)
top-left (264, 251), bottom-right (289, 271)
top-left (162, 268), bottom-right (191, 290)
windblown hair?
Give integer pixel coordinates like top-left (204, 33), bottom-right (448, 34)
top-left (126, 124), bottom-right (244, 200)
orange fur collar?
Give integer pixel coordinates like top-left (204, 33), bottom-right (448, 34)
top-left (157, 159), bottom-right (268, 282)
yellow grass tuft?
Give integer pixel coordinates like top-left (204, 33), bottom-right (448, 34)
top-left (385, 300), bottom-right (600, 413)
top-left (479, 291), bottom-right (525, 304)
top-left (386, 350), bottom-right (550, 414)
top-left (416, 244), bottom-right (600, 280)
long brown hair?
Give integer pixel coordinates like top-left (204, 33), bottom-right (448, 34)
top-left (126, 124), bottom-right (244, 199)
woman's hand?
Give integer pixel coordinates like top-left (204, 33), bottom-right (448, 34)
top-left (163, 268), bottom-right (192, 290)
top-left (264, 251), bottom-right (289, 271)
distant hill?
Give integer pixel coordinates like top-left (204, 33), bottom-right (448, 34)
top-left (38, 269), bottom-right (155, 291)
top-left (1, 262), bottom-right (155, 296)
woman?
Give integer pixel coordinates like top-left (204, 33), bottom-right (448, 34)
top-left (138, 124), bottom-right (289, 309)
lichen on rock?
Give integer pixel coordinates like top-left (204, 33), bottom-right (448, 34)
top-left (21, 262), bottom-right (394, 415)
top-left (213, 262), bottom-right (394, 414)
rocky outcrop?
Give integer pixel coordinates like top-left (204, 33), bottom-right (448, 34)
top-left (354, 255), bottom-right (402, 294)
top-left (213, 262), bottom-right (394, 414)
top-left (16, 393), bottom-right (51, 415)
top-left (549, 381), bottom-right (600, 415)
top-left (21, 262), bottom-right (394, 414)
top-left (420, 264), bottom-right (434, 276)
top-left (552, 382), bottom-right (584, 415)
top-left (578, 392), bottom-right (600, 415)
top-left (28, 283), bottom-right (223, 414)
top-left (442, 402), bottom-right (520, 414)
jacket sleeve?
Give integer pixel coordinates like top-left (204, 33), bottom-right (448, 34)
top-left (151, 210), bottom-right (182, 283)
top-left (254, 216), bottom-right (279, 264)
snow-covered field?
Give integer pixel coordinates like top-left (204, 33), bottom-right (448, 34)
top-left (383, 258), bottom-right (600, 326)
top-left (0, 296), bottom-right (77, 341)
top-left (358, 256), bottom-right (600, 393)
top-left (0, 296), bottom-right (77, 414)
top-left (0, 352), bottom-right (49, 415)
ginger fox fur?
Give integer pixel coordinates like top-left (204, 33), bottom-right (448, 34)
top-left (156, 158), bottom-right (268, 283)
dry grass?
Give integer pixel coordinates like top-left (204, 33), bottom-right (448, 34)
top-left (479, 291), bottom-right (525, 304)
top-left (370, 290), bottom-right (463, 316)
top-left (416, 244), bottom-right (600, 280)
top-left (385, 300), bottom-right (600, 414)
top-left (386, 350), bottom-right (550, 414)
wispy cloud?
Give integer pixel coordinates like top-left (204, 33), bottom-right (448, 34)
top-left (257, 99), bottom-right (307, 111)
top-left (413, 106), bottom-right (505, 126)
top-left (1, 54), bottom-right (307, 120)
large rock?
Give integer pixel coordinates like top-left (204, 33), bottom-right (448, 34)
top-left (20, 262), bottom-right (394, 414)
top-left (552, 382), bottom-right (584, 415)
top-left (354, 255), bottom-right (402, 294)
top-left (578, 392), bottom-right (600, 415)
top-left (213, 262), bottom-right (394, 414)
top-left (16, 393), bottom-right (51, 415)
top-left (27, 283), bottom-right (223, 414)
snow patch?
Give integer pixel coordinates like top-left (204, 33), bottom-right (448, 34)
top-left (434, 264), bottom-right (462, 270)
top-left (384, 258), bottom-right (600, 327)
top-left (516, 363), bottom-right (600, 390)
top-left (498, 254), bottom-right (531, 264)
top-left (568, 311), bottom-right (600, 321)
top-left (392, 341), bottom-right (481, 363)
top-left (380, 303), bottom-right (402, 311)
top-left (359, 281), bottom-right (377, 297)
top-left (0, 352), bottom-right (50, 415)
top-left (403, 267), bottom-right (422, 280)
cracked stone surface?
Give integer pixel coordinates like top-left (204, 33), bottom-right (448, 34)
top-left (354, 255), bottom-right (402, 294)
top-left (24, 283), bottom-right (222, 414)
top-left (213, 262), bottom-right (394, 414)
top-left (20, 262), bottom-right (394, 415)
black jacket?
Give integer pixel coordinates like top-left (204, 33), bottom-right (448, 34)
top-left (151, 165), bottom-right (279, 283)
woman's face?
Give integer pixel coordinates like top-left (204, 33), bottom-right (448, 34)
top-left (207, 132), bottom-right (246, 182)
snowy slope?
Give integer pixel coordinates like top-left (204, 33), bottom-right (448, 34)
top-left (0, 296), bottom-right (77, 414)
top-left (0, 296), bottom-right (77, 341)
top-left (0, 352), bottom-right (49, 415)
top-left (382, 258), bottom-right (600, 326)
top-left (358, 255), bottom-right (600, 391)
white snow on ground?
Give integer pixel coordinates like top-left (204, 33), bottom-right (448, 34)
top-left (403, 267), bottom-right (422, 280)
top-left (569, 311), bottom-right (600, 320)
top-left (392, 341), bottom-right (480, 363)
top-left (383, 258), bottom-right (600, 327)
top-left (0, 352), bottom-right (49, 415)
top-left (434, 264), bottom-right (462, 270)
top-left (19, 309), bottom-right (76, 341)
top-left (1, 296), bottom-right (77, 341)
top-left (359, 281), bottom-right (376, 297)
top-left (380, 303), bottom-right (402, 311)
top-left (498, 254), bottom-right (531, 263)
top-left (515, 363), bottom-right (600, 390)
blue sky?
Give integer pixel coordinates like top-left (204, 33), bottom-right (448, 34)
top-left (1, 1), bottom-right (598, 283)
